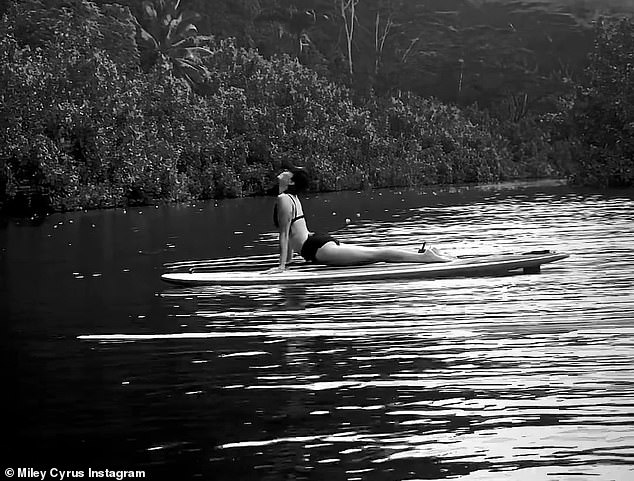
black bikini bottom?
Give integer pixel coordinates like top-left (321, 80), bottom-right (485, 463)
top-left (300, 233), bottom-right (339, 263)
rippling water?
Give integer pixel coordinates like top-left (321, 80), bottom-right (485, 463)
top-left (3, 181), bottom-right (634, 480)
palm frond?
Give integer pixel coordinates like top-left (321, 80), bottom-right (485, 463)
top-left (184, 46), bottom-right (213, 56)
top-left (142, 1), bottom-right (157, 21)
top-left (133, 0), bottom-right (211, 85)
top-left (139, 27), bottom-right (159, 49)
top-left (174, 20), bottom-right (198, 41)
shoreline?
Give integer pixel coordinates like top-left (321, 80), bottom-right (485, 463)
top-left (0, 177), bottom-right (574, 219)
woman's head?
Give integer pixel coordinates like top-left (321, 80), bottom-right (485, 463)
top-left (278, 167), bottom-right (309, 194)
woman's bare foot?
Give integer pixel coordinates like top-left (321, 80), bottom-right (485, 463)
top-left (418, 243), bottom-right (455, 262)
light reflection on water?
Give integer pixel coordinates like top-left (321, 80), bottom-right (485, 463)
top-left (4, 182), bottom-right (634, 480)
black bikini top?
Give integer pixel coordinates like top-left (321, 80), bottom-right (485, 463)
top-left (273, 193), bottom-right (305, 231)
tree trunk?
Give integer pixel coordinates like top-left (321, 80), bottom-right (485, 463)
top-left (339, 0), bottom-right (358, 77)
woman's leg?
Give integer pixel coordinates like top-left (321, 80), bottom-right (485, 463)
top-left (315, 242), bottom-right (453, 266)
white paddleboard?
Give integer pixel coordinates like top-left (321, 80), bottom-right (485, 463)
top-left (161, 251), bottom-right (569, 286)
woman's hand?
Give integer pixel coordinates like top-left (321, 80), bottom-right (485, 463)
top-left (263, 266), bottom-right (286, 274)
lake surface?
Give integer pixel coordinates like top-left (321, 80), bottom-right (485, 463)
top-left (3, 181), bottom-right (634, 480)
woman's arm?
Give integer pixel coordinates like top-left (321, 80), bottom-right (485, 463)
top-left (276, 195), bottom-right (293, 270)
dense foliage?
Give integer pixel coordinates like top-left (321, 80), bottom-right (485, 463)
top-left (572, 18), bottom-right (634, 186)
top-left (0, 0), bottom-right (631, 214)
top-left (128, 0), bottom-right (632, 108)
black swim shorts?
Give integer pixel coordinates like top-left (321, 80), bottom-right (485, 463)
top-left (300, 233), bottom-right (340, 263)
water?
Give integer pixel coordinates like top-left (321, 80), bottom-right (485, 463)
top-left (2, 181), bottom-right (634, 480)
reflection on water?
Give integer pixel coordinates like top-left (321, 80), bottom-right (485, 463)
top-left (3, 181), bottom-right (634, 480)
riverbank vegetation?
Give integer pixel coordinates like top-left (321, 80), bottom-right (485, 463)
top-left (1, 0), bottom-right (632, 214)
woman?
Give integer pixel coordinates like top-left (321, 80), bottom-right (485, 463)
top-left (268, 167), bottom-right (453, 273)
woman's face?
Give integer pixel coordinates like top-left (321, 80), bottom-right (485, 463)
top-left (277, 170), bottom-right (294, 191)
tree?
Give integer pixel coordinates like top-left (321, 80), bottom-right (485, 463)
top-left (372, 0), bottom-right (399, 76)
top-left (574, 17), bottom-right (634, 186)
top-left (133, 0), bottom-right (213, 85)
top-left (338, 0), bottom-right (358, 78)
top-left (255, 0), bottom-right (313, 56)
top-left (249, 0), bottom-right (333, 76)
top-left (7, 0), bottom-right (140, 67)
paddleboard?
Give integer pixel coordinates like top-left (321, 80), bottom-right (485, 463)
top-left (161, 251), bottom-right (568, 286)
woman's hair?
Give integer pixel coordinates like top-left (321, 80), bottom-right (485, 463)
top-left (287, 168), bottom-right (310, 194)
top-left (273, 167), bottom-right (310, 227)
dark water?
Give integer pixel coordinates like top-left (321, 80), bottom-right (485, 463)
top-left (3, 181), bottom-right (634, 480)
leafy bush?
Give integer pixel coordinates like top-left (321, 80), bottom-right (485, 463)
top-left (572, 17), bottom-right (634, 186)
top-left (0, 0), bottom-right (575, 214)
